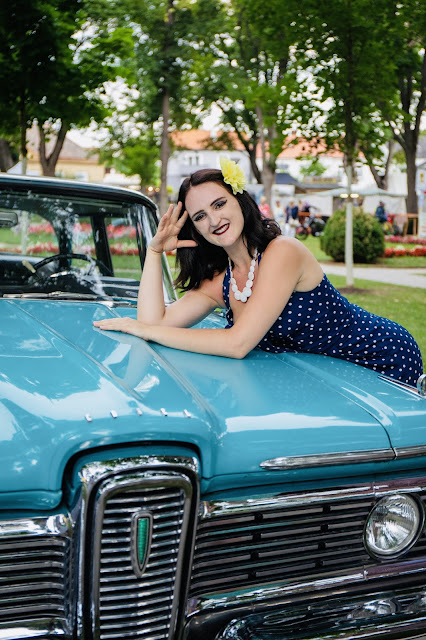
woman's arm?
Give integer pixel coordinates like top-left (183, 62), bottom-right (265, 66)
top-left (138, 202), bottom-right (199, 325)
top-left (95, 238), bottom-right (322, 358)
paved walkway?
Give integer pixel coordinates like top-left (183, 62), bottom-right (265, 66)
top-left (321, 263), bottom-right (426, 289)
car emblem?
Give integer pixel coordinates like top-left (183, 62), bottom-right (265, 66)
top-left (131, 512), bottom-right (153, 577)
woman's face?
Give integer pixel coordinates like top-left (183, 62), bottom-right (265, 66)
top-left (184, 182), bottom-right (245, 249)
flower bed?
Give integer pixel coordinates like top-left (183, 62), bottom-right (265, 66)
top-left (28, 242), bottom-right (59, 254)
top-left (384, 245), bottom-right (426, 257)
top-left (387, 235), bottom-right (426, 246)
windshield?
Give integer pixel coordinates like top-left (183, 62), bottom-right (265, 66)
top-left (0, 186), bottom-right (173, 301)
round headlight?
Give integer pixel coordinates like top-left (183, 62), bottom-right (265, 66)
top-left (364, 494), bottom-right (423, 558)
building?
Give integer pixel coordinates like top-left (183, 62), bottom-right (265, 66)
top-left (8, 125), bottom-right (105, 183)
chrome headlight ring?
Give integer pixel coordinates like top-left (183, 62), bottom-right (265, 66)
top-left (364, 494), bottom-right (424, 560)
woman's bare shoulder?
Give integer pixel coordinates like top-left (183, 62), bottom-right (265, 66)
top-left (262, 236), bottom-right (322, 289)
top-left (263, 235), bottom-right (308, 260)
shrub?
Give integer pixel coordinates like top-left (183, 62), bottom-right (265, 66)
top-left (320, 207), bottom-right (385, 263)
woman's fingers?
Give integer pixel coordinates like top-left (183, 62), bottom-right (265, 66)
top-left (169, 201), bottom-right (182, 221)
top-left (176, 208), bottom-right (189, 229)
top-left (93, 318), bottom-right (127, 331)
top-left (177, 239), bottom-right (198, 249)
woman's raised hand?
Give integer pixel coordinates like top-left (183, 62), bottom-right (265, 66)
top-left (149, 202), bottom-right (197, 254)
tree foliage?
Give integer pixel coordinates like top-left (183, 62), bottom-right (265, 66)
top-left (0, 0), bottom-right (134, 175)
top-left (189, 0), bottom-right (307, 205)
top-left (113, 0), bottom-right (224, 212)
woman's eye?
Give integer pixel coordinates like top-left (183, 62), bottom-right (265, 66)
top-left (194, 213), bottom-right (205, 222)
top-left (215, 200), bottom-right (226, 209)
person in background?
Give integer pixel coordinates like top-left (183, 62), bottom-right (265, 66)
top-left (374, 201), bottom-right (387, 224)
top-left (274, 200), bottom-right (286, 232)
top-left (259, 196), bottom-right (272, 219)
top-left (285, 200), bottom-right (299, 237)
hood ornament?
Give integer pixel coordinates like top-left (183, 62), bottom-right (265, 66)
top-left (131, 512), bottom-right (153, 577)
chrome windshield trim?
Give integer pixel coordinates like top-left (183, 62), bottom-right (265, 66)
top-left (3, 291), bottom-right (101, 300)
top-left (2, 294), bottom-right (138, 305)
top-left (378, 374), bottom-right (421, 396)
top-left (187, 558), bottom-right (426, 617)
top-left (260, 448), bottom-right (395, 470)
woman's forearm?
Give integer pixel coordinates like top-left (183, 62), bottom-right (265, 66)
top-left (146, 324), bottom-right (249, 359)
top-left (137, 246), bottom-right (166, 323)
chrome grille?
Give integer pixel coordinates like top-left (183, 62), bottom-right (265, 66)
top-left (0, 534), bottom-right (69, 623)
top-left (190, 493), bottom-right (426, 597)
top-left (92, 470), bottom-right (194, 640)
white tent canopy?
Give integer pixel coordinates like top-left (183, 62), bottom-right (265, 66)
top-left (304, 185), bottom-right (407, 216)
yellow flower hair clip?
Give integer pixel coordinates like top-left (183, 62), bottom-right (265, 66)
top-left (219, 157), bottom-right (246, 195)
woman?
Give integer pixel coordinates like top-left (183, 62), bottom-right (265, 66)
top-left (94, 158), bottom-right (423, 387)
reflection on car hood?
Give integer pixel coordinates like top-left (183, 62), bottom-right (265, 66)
top-left (0, 299), bottom-right (424, 507)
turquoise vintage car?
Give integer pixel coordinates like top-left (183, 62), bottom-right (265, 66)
top-left (0, 173), bottom-right (426, 640)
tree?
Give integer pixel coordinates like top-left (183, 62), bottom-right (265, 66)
top-left (299, 155), bottom-right (327, 178)
top-left (297, 0), bottom-right (398, 285)
top-left (100, 121), bottom-right (160, 188)
top-left (0, 0), bottom-right (76, 172)
top-left (385, 0), bottom-right (426, 213)
top-left (0, 0), bottom-right (134, 176)
top-left (118, 0), bottom-right (224, 214)
top-left (192, 0), bottom-right (306, 206)
top-left (0, 139), bottom-right (18, 173)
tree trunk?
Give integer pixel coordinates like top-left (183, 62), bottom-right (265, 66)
top-left (0, 139), bottom-right (15, 172)
top-left (19, 99), bottom-right (28, 175)
top-left (405, 137), bottom-right (418, 214)
top-left (365, 139), bottom-right (394, 191)
top-left (345, 160), bottom-right (354, 287)
top-left (256, 105), bottom-right (275, 208)
top-left (159, 89), bottom-right (170, 216)
top-left (39, 122), bottom-right (68, 177)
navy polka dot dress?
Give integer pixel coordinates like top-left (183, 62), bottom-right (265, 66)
top-left (223, 262), bottom-right (423, 387)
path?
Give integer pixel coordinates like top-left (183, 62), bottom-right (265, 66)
top-left (321, 264), bottom-right (426, 289)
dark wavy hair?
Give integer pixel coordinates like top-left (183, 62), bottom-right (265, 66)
top-left (174, 168), bottom-right (281, 291)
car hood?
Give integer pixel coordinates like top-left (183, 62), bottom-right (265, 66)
top-left (0, 299), bottom-right (424, 507)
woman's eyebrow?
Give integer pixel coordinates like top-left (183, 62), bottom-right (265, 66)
top-left (191, 197), bottom-right (225, 219)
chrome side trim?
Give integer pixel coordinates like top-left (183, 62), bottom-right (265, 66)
top-left (395, 445), bottom-right (426, 459)
top-left (260, 449), bottom-right (395, 470)
top-left (0, 514), bottom-right (71, 538)
top-left (188, 558), bottom-right (426, 617)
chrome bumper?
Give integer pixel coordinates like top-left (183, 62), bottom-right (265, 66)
top-left (215, 590), bottom-right (426, 640)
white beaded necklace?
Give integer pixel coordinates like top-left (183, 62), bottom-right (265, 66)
top-left (229, 249), bottom-right (258, 303)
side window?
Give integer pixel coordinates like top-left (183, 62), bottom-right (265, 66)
top-left (106, 215), bottom-right (142, 281)
top-left (0, 212), bottom-right (58, 257)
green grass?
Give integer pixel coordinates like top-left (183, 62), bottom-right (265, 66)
top-left (303, 235), bottom-right (426, 268)
top-left (327, 275), bottom-right (425, 361)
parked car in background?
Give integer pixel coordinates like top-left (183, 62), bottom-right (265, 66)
top-left (1, 174), bottom-right (426, 640)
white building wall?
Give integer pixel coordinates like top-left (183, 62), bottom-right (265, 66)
top-left (168, 148), bottom-right (253, 199)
